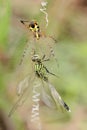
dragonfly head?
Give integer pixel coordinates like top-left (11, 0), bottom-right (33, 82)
top-left (32, 54), bottom-right (41, 62)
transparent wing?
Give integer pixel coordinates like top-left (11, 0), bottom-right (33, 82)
top-left (17, 75), bottom-right (30, 96)
top-left (47, 82), bottom-right (71, 112)
top-left (41, 84), bottom-right (56, 109)
top-left (8, 73), bottom-right (35, 117)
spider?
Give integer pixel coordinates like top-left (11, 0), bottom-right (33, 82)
top-left (19, 20), bottom-right (58, 69)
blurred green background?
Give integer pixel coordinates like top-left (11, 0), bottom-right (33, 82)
top-left (0, 0), bottom-right (87, 130)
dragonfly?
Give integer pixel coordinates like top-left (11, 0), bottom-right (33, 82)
top-left (8, 52), bottom-right (71, 117)
top-left (31, 54), bottom-right (71, 112)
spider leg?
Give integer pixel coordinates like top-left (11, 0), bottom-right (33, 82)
top-left (42, 54), bottom-right (50, 62)
top-left (19, 40), bottom-right (29, 66)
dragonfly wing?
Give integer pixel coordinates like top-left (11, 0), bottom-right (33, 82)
top-left (48, 82), bottom-right (71, 112)
top-left (17, 75), bottom-right (30, 96)
top-left (8, 73), bottom-right (35, 117)
top-left (41, 86), bottom-right (56, 109)
top-left (8, 91), bottom-right (26, 117)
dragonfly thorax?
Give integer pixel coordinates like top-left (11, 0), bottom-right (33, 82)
top-left (35, 62), bottom-right (48, 81)
top-left (32, 55), bottom-right (48, 81)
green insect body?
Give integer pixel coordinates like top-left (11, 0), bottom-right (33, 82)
top-left (34, 57), bottom-right (48, 81)
top-left (32, 54), bottom-right (71, 112)
top-left (32, 55), bottom-right (48, 81)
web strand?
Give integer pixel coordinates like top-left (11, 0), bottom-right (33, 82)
top-left (40, 0), bottom-right (48, 27)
